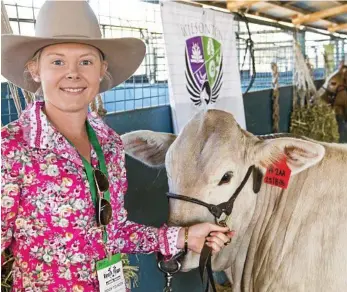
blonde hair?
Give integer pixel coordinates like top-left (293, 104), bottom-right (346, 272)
top-left (23, 46), bottom-right (112, 96)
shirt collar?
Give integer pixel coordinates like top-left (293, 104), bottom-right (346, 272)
top-left (21, 101), bottom-right (112, 166)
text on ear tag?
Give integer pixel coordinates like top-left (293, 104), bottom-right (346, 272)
top-left (264, 157), bottom-right (291, 189)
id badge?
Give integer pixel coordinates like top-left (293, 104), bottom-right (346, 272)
top-left (96, 254), bottom-right (126, 292)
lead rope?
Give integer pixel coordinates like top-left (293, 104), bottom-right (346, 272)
top-left (235, 12), bottom-right (256, 94)
top-left (199, 238), bottom-right (218, 292)
top-left (158, 229), bottom-right (224, 292)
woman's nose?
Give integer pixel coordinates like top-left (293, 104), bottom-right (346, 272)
top-left (65, 66), bottom-right (80, 80)
top-left (66, 73), bottom-right (80, 80)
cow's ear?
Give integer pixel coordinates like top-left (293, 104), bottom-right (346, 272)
top-left (251, 138), bottom-right (325, 175)
top-left (121, 130), bottom-right (177, 168)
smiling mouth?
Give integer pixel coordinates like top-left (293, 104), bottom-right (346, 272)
top-left (60, 87), bottom-right (86, 93)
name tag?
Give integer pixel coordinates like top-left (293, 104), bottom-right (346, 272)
top-left (96, 254), bottom-right (126, 292)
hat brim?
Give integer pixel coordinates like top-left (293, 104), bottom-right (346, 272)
top-left (1, 35), bottom-right (146, 94)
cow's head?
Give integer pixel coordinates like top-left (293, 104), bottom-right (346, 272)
top-left (121, 109), bottom-right (325, 271)
top-left (318, 62), bottom-right (347, 119)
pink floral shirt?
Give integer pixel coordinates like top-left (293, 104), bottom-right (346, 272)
top-left (1, 101), bottom-right (181, 291)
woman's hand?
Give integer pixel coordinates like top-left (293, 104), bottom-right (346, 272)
top-left (176, 223), bottom-right (235, 254)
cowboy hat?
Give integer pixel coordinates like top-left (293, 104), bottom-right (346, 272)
top-left (1, 0), bottom-right (146, 94)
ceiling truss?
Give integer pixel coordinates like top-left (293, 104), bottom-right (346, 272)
top-left (191, 1), bottom-right (347, 35)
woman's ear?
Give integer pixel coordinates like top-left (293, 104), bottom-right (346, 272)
top-left (101, 61), bottom-right (108, 79)
top-left (27, 60), bottom-right (40, 82)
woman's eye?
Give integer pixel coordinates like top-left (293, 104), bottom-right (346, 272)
top-left (80, 60), bottom-right (92, 66)
top-left (218, 171), bottom-right (233, 186)
top-left (330, 81), bottom-right (337, 86)
top-left (52, 60), bottom-right (64, 66)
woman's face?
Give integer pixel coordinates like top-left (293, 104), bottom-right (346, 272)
top-left (31, 43), bottom-right (107, 113)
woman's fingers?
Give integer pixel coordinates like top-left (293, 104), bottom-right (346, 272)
top-left (207, 223), bottom-right (230, 233)
top-left (227, 230), bottom-right (236, 238)
top-left (185, 223), bottom-right (236, 254)
top-left (209, 231), bottom-right (230, 244)
top-left (206, 235), bottom-right (225, 248)
top-left (205, 241), bottom-right (222, 254)
top-left (205, 230), bottom-right (236, 251)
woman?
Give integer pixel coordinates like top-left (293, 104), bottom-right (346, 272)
top-left (1, 1), bottom-right (233, 291)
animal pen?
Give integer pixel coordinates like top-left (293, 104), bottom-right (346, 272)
top-left (2, 1), bottom-right (346, 125)
top-left (1, 1), bottom-right (347, 292)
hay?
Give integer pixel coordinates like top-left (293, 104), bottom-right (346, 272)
top-left (290, 102), bottom-right (339, 143)
top-left (290, 41), bottom-right (339, 143)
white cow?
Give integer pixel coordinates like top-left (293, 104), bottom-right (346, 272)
top-left (121, 109), bottom-right (347, 292)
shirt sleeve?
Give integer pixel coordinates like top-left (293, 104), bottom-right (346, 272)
top-left (112, 218), bottom-right (182, 256)
top-left (1, 154), bottom-right (22, 253)
top-left (107, 143), bottom-right (182, 257)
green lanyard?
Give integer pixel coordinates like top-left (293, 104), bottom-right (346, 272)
top-left (68, 121), bottom-right (111, 244)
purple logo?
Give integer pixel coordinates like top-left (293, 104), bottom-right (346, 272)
top-left (185, 36), bottom-right (223, 106)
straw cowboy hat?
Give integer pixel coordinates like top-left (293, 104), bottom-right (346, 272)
top-left (1, 0), bottom-right (146, 94)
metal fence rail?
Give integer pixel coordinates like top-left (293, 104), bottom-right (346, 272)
top-left (1, 0), bottom-right (346, 125)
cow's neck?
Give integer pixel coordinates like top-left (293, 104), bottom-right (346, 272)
top-left (235, 182), bottom-right (292, 291)
top-left (213, 174), bottom-right (306, 291)
top-left (223, 152), bottom-right (347, 292)
top-left (209, 145), bottom-right (347, 291)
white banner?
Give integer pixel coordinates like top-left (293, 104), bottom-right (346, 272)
top-left (160, 1), bottom-right (246, 134)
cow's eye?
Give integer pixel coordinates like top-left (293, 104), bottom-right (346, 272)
top-left (218, 171), bottom-right (233, 185)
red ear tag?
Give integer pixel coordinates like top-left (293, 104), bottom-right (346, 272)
top-left (263, 157), bottom-right (291, 189)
